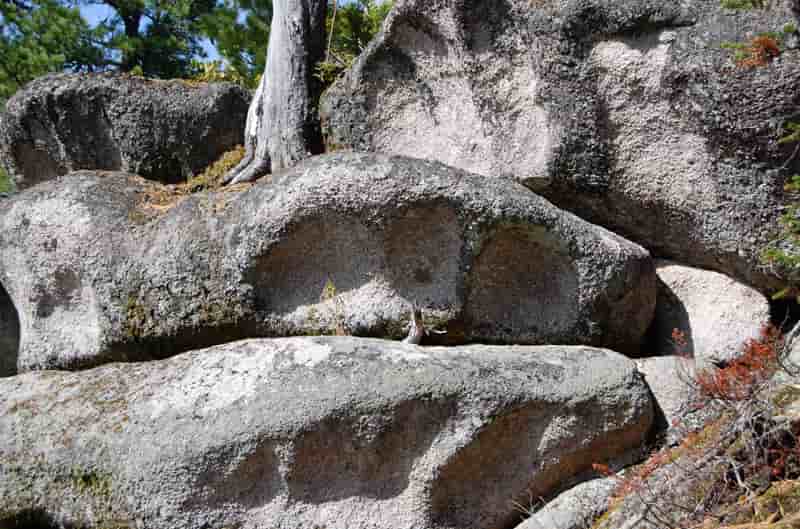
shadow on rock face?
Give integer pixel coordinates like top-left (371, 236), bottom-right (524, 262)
top-left (0, 281), bottom-right (20, 377)
top-left (643, 280), bottom-right (695, 358)
top-left (0, 509), bottom-right (62, 529)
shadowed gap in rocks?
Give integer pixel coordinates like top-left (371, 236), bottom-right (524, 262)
top-left (0, 280), bottom-right (20, 377)
top-left (0, 509), bottom-right (64, 529)
top-left (641, 279), bottom-right (695, 358)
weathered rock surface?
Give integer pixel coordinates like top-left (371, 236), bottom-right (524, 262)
top-left (0, 152), bottom-right (656, 372)
top-left (646, 260), bottom-right (771, 365)
top-left (321, 0), bottom-right (800, 291)
top-left (0, 337), bottom-right (654, 529)
top-left (0, 73), bottom-right (250, 190)
top-left (634, 355), bottom-right (718, 446)
top-left (517, 477), bottom-right (617, 529)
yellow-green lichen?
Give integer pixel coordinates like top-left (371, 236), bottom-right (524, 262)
top-left (70, 468), bottom-right (113, 499)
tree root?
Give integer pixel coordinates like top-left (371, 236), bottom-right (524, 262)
top-left (223, 148), bottom-right (270, 185)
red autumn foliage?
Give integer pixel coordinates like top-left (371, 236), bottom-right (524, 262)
top-left (670, 328), bottom-right (691, 361)
top-left (737, 35), bottom-right (781, 68)
top-left (591, 463), bottom-right (613, 477)
top-left (693, 324), bottom-right (782, 403)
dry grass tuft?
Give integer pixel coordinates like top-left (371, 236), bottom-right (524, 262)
top-left (127, 145), bottom-right (251, 223)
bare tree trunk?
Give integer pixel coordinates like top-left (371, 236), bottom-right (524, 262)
top-left (225, 0), bottom-right (328, 184)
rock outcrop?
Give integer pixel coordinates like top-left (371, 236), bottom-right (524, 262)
top-left (0, 152), bottom-right (656, 373)
top-left (646, 260), bottom-right (771, 365)
top-left (321, 0), bottom-right (800, 291)
top-left (0, 73), bottom-right (250, 189)
top-left (517, 477), bottom-right (618, 529)
top-left (0, 336), bottom-right (654, 529)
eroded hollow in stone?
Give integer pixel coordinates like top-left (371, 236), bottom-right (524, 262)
top-left (383, 205), bottom-right (461, 306)
top-left (0, 280), bottom-right (20, 377)
top-left (249, 208), bottom-right (465, 337)
top-left (465, 225), bottom-right (579, 343)
top-left (251, 215), bottom-right (384, 315)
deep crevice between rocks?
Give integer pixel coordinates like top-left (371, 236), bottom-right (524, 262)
top-left (0, 280), bottom-right (20, 377)
top-left (770, 297), bottom-right (800, 333)
top-left (0, 509), bottom-right (62, 529)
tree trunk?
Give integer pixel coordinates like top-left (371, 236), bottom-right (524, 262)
top-left (224, 0), bottom-right (328, 184)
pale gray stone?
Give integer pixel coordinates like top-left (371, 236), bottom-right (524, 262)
top-left (517, 477), bottom-right (617, 529)
top-left (0, 337), bottom-right (654, 529)
top-left (321, 0), bottom-right (799, 291)
top-left (0, 152), bottom-right (657, 373)
top-left (647, 260), bottom-right (771, 366)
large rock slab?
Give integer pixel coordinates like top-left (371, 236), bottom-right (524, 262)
top-left (0, 152), bottom-right (656, 372)
top-left (646, 260), bottom-right (771, 366)
top-left (320, 0), bottom-right (800, 291)
top-left (0, 73), bottom-right (250, 190)
top-left (0, 336), bottom-right (654, 529)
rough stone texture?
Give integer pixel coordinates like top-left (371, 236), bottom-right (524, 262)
top-left (634, 355), bottom-right (715, 446)
top-left (646, 260), bottom-right (771, 366)
top-left (516, 477), bottom-right (617, 529)
top-left (0, 152), bottom-right (657, 372)
top-left (320, 0), bottom-right (800, 291)
top-left (0, 73), bottom-right (250, 189)
top-left (0, 337), bottom-right (654, 529)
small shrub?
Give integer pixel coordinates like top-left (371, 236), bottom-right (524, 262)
top-left (594, 324), bottom-right (800, 528)
top-left (720, 0), bottom-right (768, 8)
top-left (0, 166), bottom-right (12, 194)
top-left (692, 325), bottom-right (782, 404)
top-left (315, 58), bottom-right (354, 87)
top-left (188, 60), bottom-right (260, 89)
top-left (319, 278), bottom-right (347, 336)
top-left (762, 123), bottom-right (800, 293)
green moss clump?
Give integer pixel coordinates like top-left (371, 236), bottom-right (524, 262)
top-left (70, 468), bottom-right (113, 499)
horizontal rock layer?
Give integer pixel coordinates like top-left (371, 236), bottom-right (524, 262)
top-left (0, 152), bottom-right (656, 373)
top-left (0, 336), bottom-right (654, 529)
